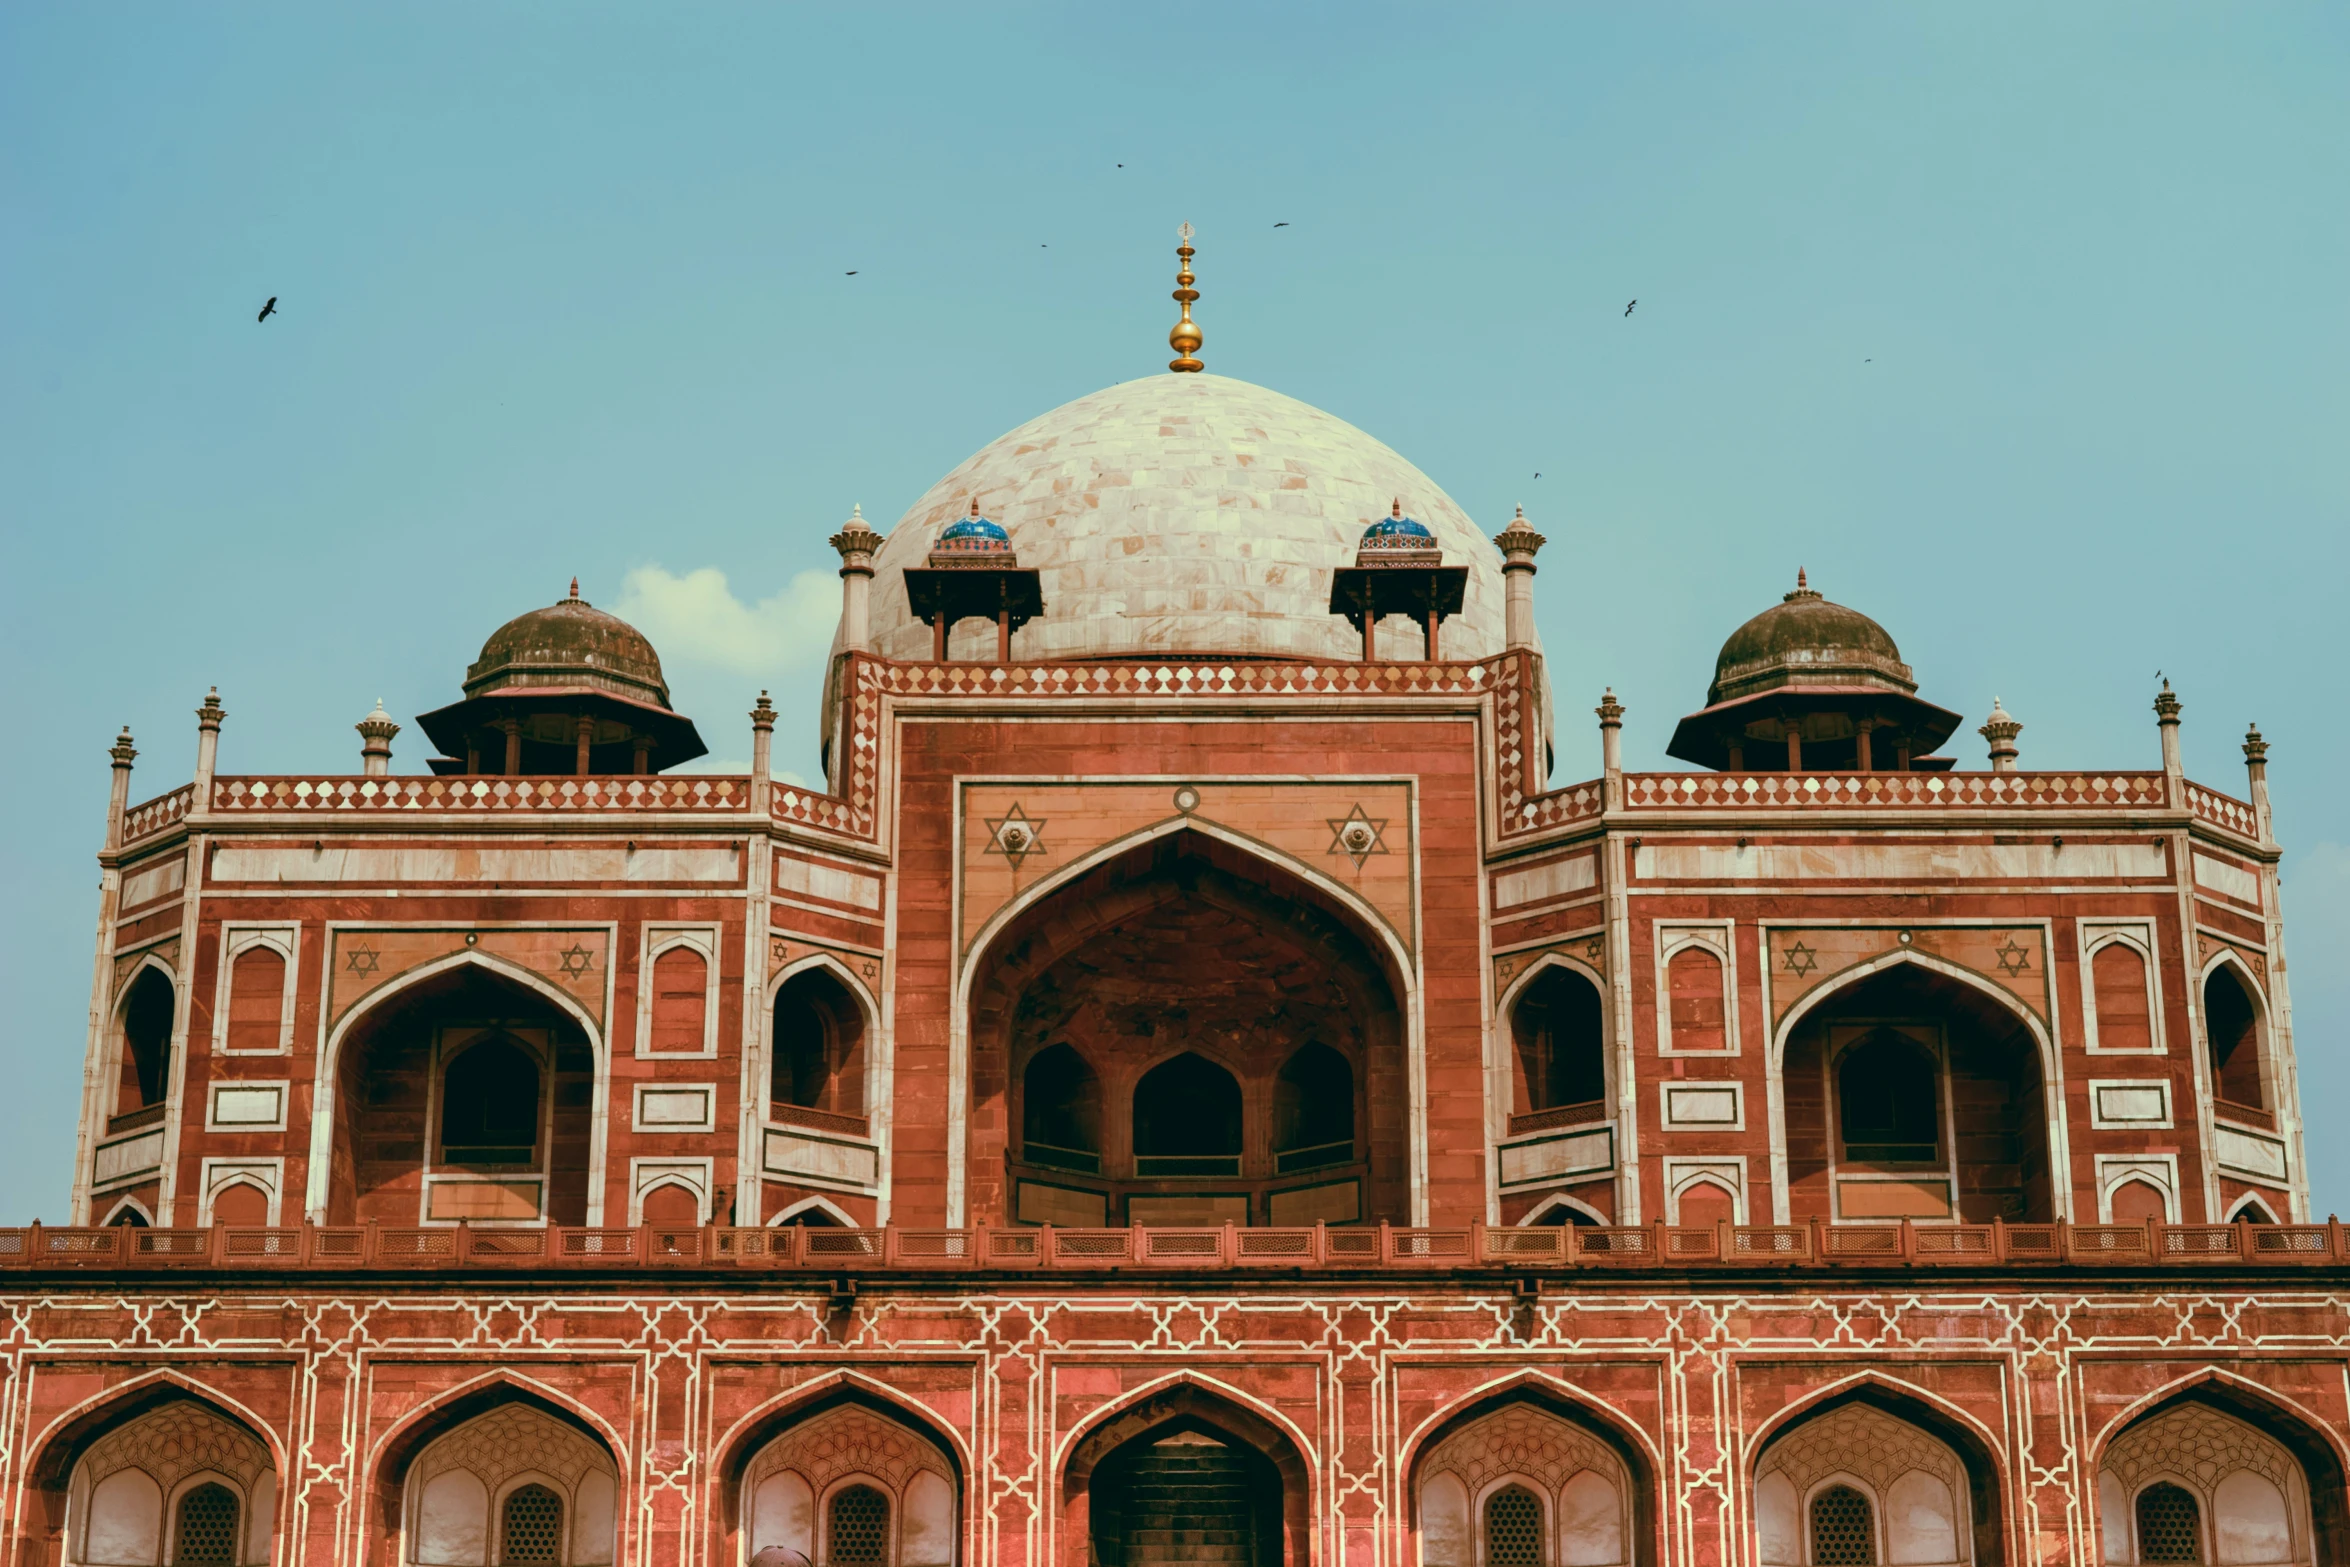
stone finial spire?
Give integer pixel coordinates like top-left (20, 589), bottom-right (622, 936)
top-left (356, 700), bottom-right (400, 778)
top-left (1494, 505), bottom-right (1546, 651)
top-left (105, 726), bottom-right (138, 850)
top-left (568, 576), bottom-right (582, 601)
top-left (194, 686), bottom-right (226, 796)
top-left (830, 504), bottom-right (884, 652)
top-left (110, 727), bottom-right (139, 768)
top-left (2244, 723), bottom-right (2273, 844)
top-left (1785, 567), bottom-right (1822, 603)
top-left (1168, 222), bottom-right (1204, 373)
top-left (2154, 679), bottom-right (2183, 778)
top-left (1597, 688), bottom-right (1626, 808)
top-left (1979, 697), bottom-right (2022, 772)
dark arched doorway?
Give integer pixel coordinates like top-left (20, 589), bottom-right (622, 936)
top-left (972, 831), bottom-right (1405, 1228)
top-left (1064, 1384), bottom-right (1310, 1567)
top-left (1781, 963), bottom-right (2055, 1223)
top-left (327, 964), bottom-right (596, 1225)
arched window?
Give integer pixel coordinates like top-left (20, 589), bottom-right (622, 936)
top-left (502, 1482), bottom-right (565, 1564)
top-left (2204, 967), bottom-right (2264, 1111)
top-left (828, 1484), bottom-right (891, 1565)
top-left (1273, 1042), bottom-right (1354, 1172)
top-left (173, 1482), bottom-right (241, 1566)
top-left (773, 969), bottom-right (865, 1117)
top-left (439, 1036), bottom-right (540, 1166)
top-left (1809, 1484), bottom-right (1877, 1565)
top-left (1021, 1043), bottom-right (1102, 1173)
top-left (1837, 1032), bottom-right (1939, 1164)
top-left (1511, 968), bottom-right (1606, 1118)
top-left (1132, 1053), bottom-right (1243, 1176)
top-left (1483, 1484), bottom-right (1546, 1566)
top-left (2136, 1482), bottom-right (2204, 1563)
top-left (118, 967), bottom-right (176, 1116)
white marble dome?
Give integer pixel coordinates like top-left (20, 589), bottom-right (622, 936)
top-left (854, 373), bottom-right (1519, 665)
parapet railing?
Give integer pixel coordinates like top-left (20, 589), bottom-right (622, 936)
top-left (2, 1218), bottom-right (2339, 1276)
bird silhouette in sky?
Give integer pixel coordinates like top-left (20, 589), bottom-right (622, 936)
top-left (256, 297), bottom-right (277, 323)
top-left (1274, 222), bottom-right (1289, 228)
top-left (1624, 299), bottom-right (1636, 317)
top-left (845, 271), bottom-right (857, 276)
top-left (1534, 472), bottom-right (1541, 478)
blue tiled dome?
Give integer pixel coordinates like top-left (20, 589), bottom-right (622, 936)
top-left (1361, 513), bottom-right (1435, 544)
top-left (940, 513), bottom-right (1010, 544)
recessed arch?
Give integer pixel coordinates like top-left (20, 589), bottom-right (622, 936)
top-left (1058, 1371), bottom-right (1318, 1567)
top-left (29, 1379), bottom-right (285, 1567)
top-left (1745, 1374), bottom-right (2006, 1567)
top-left (1399, 1370), bottom-right (1666, 1488)
top-left (1401, 1375), bottom-right (1660, 1567)
top-left (2225, 1194), bottom-right (2282, 1224)
top-left (769, 1194), bottom-right (860, 1227)
top-left (713, 1374), bottom-right (970, 1566)
top-left (1773, 949), bottom-right (2055, 1068)
top-left (2199, 950), bottom-right (2272, 1114)
top-left (99, 1193), bottom-right (155, 1227)
top-left (1517, 1193), bottom-right (1608, 1227)
top-left (29, 1373), bottom-right (287, 1495)
top-left (2089, 1372), bottom-right (2345, 1567)
top-left (306, 949), bottom-right (606, 1225)
top-left (366, 1373), bottom-right (626, 1567)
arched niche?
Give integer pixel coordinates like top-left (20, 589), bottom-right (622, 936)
top-left (1505, 963), bottom-right (1608, 1126)
top-left (1779, 961), bottom-right (2058, 1224)
top-left (773, 963), bottom-right (870, 1121)
top-left (970, 829), bottom-right (1405, 1229)
top-left (322, 962), bottom-right (597, 1226)
top-left (386, 1395), bottom-right (621, 1567)
top-left (1412, 1395), bottom-right (1648, 1567)
top-left (731, 1398), bottom-right (960, 1567)
top-left (2202, 959), bottom-right (2270, 1115)
top-left (58, 1395), bottom-right (278, 1567)
top-left (1751, 1388), bottom-right (2000, 1567)
top-left (1061, 1380), bottom-right (1312, 1567)
top-left (2098, 1384), bottom-right (2346, 1567)
top-left (113, 965), bottom-right (177, 1123)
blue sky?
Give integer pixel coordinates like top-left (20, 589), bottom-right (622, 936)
top-left (4, 4), bottom-right (2344, 1221)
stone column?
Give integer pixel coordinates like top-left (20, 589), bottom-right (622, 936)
top-left (1493, 505), bottom-right (1546, 651)
top-left (2155, 680), bottom-right (2184, 781)
top-left (829, 504), bottom-right (882, 652)
top-left (749, 691), bottom-right (775, 811)
top-left (356, 701), bottom-right (398, 778)
top-left (193, 687), bottom-right (226, 800)
top-left (501, 720), bottom-right (522, 777)
top-left (105, 726), bottom-right (137, 850)
top-left (2244, 724), bottom-right (2272, 843)
top-left (574, 714), bottom-right (595, 776)
top-left (1597, 688), bottom-right (1625, 812)
top-left (1979, 698), bottom-right (2022, 772)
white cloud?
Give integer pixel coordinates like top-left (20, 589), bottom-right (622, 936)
top-left (615, 564), bottom-right (840, 676)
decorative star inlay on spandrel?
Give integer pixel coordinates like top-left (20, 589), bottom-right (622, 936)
top-left (1995, 938), bottom-right (2033, 976)
top-left (1326, 804), bottom-right (1390, 868)
top-left (344, 944), bottom-right (381, 976)
top-left (1781, 940), bottom-right (1819, 977)
top-left (557, 943), bottom-right (596, 978)
top-left (983, 804), bottom-right (1047, 865)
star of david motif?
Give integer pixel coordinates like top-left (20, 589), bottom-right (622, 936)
top-left (1781, 940), bottom-right (1819, 977)
top-left (344, 944), bottom-right (381, 976)
top-left (556, 943), bottom-right (596, 978)
top-left (1326, 804), bottom-right (1390, 868)
top-left (1995, 938), bottom-right (2033, 976)
top-left (983, 804), bottom-right (1046, 865)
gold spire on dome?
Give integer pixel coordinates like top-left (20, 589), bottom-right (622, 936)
top-left (1168, 222), bottom-right (1204, 372)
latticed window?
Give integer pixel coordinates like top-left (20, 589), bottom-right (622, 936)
top-left (1483, 1483), bottom-right (1545, 1566)
top-left (173, 1483), bottom-right (241, 1567)
top-left (501, 1483), bottom-right (564, 1564)
top-left (829, 1483), bottom-right (890, 1565)
top-left (1809, 1483), bottom-right (1877, 1565)
top-left (2137, 1482), bottom-right (2205, 1563)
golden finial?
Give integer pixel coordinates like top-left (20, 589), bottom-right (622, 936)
top-left (1168, 221), bottom-right (1204, 373)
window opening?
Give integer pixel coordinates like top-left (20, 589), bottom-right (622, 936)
top-left (828, 1484), bottom-right (890, 1565)
top-left (1273, 1042), bottom-right (1354, 1173)
top-left (1483, 1484), bottom-right (1545, 1567)
top-left (1131, 1053), bottom-right (1242, 1177)
top-left (2136, 1482), bottom-right (2204, 1563)
top-left (119, 969), bottom-right (175, 1114)
top-left (500, 1482), bottom-right (564, 1564)
top-left (1512, 968), bottom-right (1606, 1116)
top-left (439, 1036), bottom-right (540, 1166)
top-left (1021, 1042), bottom-right (1102, 1173)
top-left (2204, 968), bottom-right (2264, 1111)
top-left (1809, 1484), bottom-right (1877, 1565)
top-left (173, 1482), bottom-right (241, 1567)
top-left (1837, 1032), bottom-right (1939, 1163)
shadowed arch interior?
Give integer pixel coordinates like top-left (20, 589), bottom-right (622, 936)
top-left (773, 966), bottom-right (867, 1118)
top-left (2203, 965), bottom-right (2265, 1112)
top-left (974, 829), bottom-right (1404, 1228)
top-left (1509, 965), bottom-right (1606, 1119)
top-left (1062, 1383), bottom-right (1312, 1567)
top-left (117, 966), bottom-right (176, 1116)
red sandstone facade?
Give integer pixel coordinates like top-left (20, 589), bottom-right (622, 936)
top-left (26, 351), bottom-right (2336, 1567)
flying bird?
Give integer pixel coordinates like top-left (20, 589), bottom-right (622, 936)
top-left (1274, 222), bottom-right (1289, 228)
top-left (1534, 472), bottom-right (1541, 478)
top-left (256, 297), bottom-right (277, 323)
top-left (845, 271), bottom-right (858, 276)
top-left (1624, 299), bottom-right (1636, 317)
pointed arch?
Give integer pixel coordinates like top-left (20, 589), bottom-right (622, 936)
top-left (28, 1372), bottom-right (287, 1493)
top-left (111, 949), bottom-right (179, 1010)
top-left (1495, 949), bottom-right (1607, 1019)
top-left (306, 947), bottom-right (608, 1223)
top-left (768, 949), bottom-right (882, 1018)
top-left (1768, 946), bottom-right (2071, 1223)
top-left (98, 1193), bottom-right (154, 1227)
top-left (769, 1194), bottom-right (860, 1227)
top-left (712, 1370), bottom-right (971, 1560)
top-left (2225, 1194), bottom-right (2282, 1224)
top-left (1399, 1367), bottom-right (1665, 1480)
top-left (1517, 1192), bottom-right (1608, 1227)
top-left (1056, 1371), bottom-right (1317, 1567)
top-left (366, 1369), bottom-right (628, 1491)
top-left (1745, 1372), bottom-right (2007, 1567)
top-left (2199, 949), bottom-right (2273, 1113)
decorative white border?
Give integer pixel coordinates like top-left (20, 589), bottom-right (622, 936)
top-left (1662, 1157), bottom-right (1747, 1223)
top-left (629, 1156), bottom-right (713, 1223)
top-left (1659, 1080), bottom-right (1745, 1133)
top-left (206, 1078), bottom-right (290, 1133)
top-left (1653, 920), bottom-right (1740, 1056)
top-left (2077, 918), bottom-right (2166, 1055)
top-left (212, 922), bottom-right (300, 1056)
top-left (632, 1082), bottom-right (718, 1135)
top-left (2094, 1153), bottom-right (2181, 1222)
top-left (635, 924), bottom-right (724, 1059)
top-left (2086, 1078), bottom-right (2173, 1131)
top-left (197, 1156), bottom-right (284, 1225)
